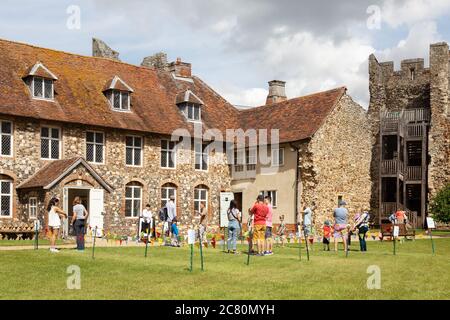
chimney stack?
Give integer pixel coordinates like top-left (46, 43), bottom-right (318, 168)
top-left (168, 57), bottom-right (192, 78)
top-left (266, 80), bottom-right (287, 104)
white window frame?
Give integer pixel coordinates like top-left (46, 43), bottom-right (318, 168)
top-left (0, 120), bottom-right (13, 157)
top-left (161, 184), bottom-right (177, 208)
top-left (86, 131), bottom-right (105, 164)
top-left (31, 76), bottom-right (54, 101)
top-left (194, 142), bottom-right (208, 171)
top-left (160, 139), bottom-right (177, 169)
top-left (234, 149), bottom-right (245, 172)
top-left (125, 135), bottom-right (143, 167)
top-left (110, 90), bottom-right (131, 111)
top-left (194, 186), bottom-right (208, 213)
top-left (180, 103), bottom-right (201, 122)
top-left (40, 126), bottom-right (61, 160)
top-left (125, 185), bottom-right (142, 218)
top-left (29, 197), bottom-right (38, 219)
top-left (271, 147), bottom-right (285, 166)
top-left (260, 190), bottom-right (278, 208)
top-left (0, 179), bottom-right (13, 218)
top-left (246, 147), bottom-right (257, 171)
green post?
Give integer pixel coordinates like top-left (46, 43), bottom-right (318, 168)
top-left (393, 237), bottom-right (396, 256)
top-left (298, 227), bottom-right (301, 260)
top-left (345, 232), bottom-right (350, 258)
top-left (246, 232), bottom-right (252, 266)
top-left (199, 235), bottom-right (204, 271)
top-left (92, 226), bottom-right (97, 260)
top-left (223, 227), bottom-right (227, 252)
top-left (190, 244), bottom-right (194, 272)
top-left (430, 230), bottom-right (435, 255)
top-left (34, 221), bottom-right (39, 250)
top-left (144, 228), bottom-right (149, 258)
top-left (303, 227), bottom-right (310, 261)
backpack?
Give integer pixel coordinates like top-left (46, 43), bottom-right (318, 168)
top-left (159, 207), bottom-right (168, 222)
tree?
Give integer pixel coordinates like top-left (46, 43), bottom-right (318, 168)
top-left (429, 184), bottom-right (450, 224)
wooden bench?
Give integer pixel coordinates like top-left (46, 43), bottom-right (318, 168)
top-left (380, 219), bottom-right (415, 241)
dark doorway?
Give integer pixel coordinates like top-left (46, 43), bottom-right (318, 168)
top-left (381, 177), bottom-right (397, 202)
top-left (233, 192), bottom-right (243, 212)
top-left (382, 135), bottom-right (398, 160)
top-left (406, 184), bottom-right (422, 216)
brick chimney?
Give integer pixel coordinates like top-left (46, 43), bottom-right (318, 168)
top-left (266, 80), bottom-right (287, 104)
top-left (168, 57), bottom-right (192, 78)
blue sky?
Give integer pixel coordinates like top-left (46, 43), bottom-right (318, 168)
top-left (1, 0), bottom-right (450, 108)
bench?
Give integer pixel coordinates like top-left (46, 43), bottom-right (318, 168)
top-left (380, 219), bottom-right (415, 241)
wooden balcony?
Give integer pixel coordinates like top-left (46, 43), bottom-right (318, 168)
top-left (406, 123), bottom-right (425, 138)
top-left (381, 160), bottom-right (398, 175)
top-left (406, 166), bottom-right (422, 181)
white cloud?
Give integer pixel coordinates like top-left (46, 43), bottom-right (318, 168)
top-left (220, 86), bottom-right (268, 108)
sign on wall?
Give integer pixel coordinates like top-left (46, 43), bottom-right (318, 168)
top-left (220, 192), bottom-right (234, 228)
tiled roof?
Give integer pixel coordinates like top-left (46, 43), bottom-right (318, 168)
top-left (17, 157), bottom-right (113, 191)
top-left (0, 38), bottom-right (346, 144)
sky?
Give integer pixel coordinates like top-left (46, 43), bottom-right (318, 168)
top-left (1, 0), bottom-right (450, 108)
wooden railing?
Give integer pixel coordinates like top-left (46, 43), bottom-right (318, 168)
top-left (406, 166), bottom-right (422, 180)
top-left (406, 124), bottom-right (424, 137)
top-left (380, 203), bottom-right (419, 228)
top-left (381, 121), bottom-right (399, 133)
top-left (382, 108), bottom-right (430, 124)
top-left (381, 202), bottom-right (397, 216)
top-left (381, 160), bottom-right (398, 175)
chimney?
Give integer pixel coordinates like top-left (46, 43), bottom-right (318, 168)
top-left (266, 80), bottom-right (287, 104)
top-left (141, 52), bottom-right (168, 69)
top-left (92, 38), bottom-right (120, 61)
top-left (168, 57), bottom-right (192, 78)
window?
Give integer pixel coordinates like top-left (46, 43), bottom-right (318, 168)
top-left (260, 190), bottom-right (277, 208)
top-left (194, 142), bottom-right (208, 171)
top-left (126, 136), bottom-right (143, 166)
top-left (194, 185), bottom-right (208, 213)
top-left (29, 197), bottom-right (38, 219)
top-left (246, 148), bottom-right (257, 171)
top-left (161, 140), bottom-right (176, 168)
top-left (161, 183), bottom-right (177, 208)
top-left (41, 127), bottom-right (60, 160)
top-left (125, 184), bottom-right (141, 217)
top-left (410, 68), bottom-right (416, 81)
top-left (271, 148), bottom-right (284, 166)
top-left (32, 77), bottom-right (54, 100)
top-left (109, 90), bottom-right (130, 111)
top-left (86, 131), bottom-right (104, 164)
top-left (234, 149), bottom-right (245, 172)
top-left (0, 121), bottom-right (12, 156)
top-left (0, 180), bottom-right (12, 217)
top-left (180, 103), bottom-right (201, 122)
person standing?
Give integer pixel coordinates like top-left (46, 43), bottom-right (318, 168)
top-left (264, 196), bottom-right (274, 255)
top-left (71, 197), bottom-right (89, 252)
top-left (250, 195), bottom-right (268, 256)
top-left (322, 220), bottom-right (332, 251)
top-left (165, 195), bottom-right (176, 237)
top-left (353, 210), bottom-right (370, 252)
top-left (333, 200), bottom-right (349, 252)
top-left (227, 200), bottom-right (241, 254)
top-left (198, 202), bottom-right (208, 247)
top-left (277, 215), bottom-right (287, 247)
top-left (302, 205), bottom-right (314, 250)
top-left (47, 197), bottom-right (67, 253)
top-left (140, 204), bottom-right (153, 240)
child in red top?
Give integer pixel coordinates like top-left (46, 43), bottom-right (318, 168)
top-left (323, 220), bottom-right (332, 251)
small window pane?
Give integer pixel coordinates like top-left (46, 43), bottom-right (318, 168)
top-left (86, 132), bottom-right (94, 142)
top-left (51, 139), bottom-right (59, 159)
top-left (126, 148), bottom-right (133, 165)
top-left (134, 137), bottom-right (142, 147)
top-left (1, 121), bottom-right (11, 134)
top-left (44, 79), bottom-right (53, 99)
top-left (126, 136), bottom-right (133, 147)
top-left (133, 186), bottom-right (141, 198)
top-left (121, 92), bottom-right (129, 110)
top-left (1, 181), bottom-right (10, 194)
top-left (33, 78), bottom-right (43, 97)
top-left (1, 196), bottom-right (11, 216)
top-left (41, 127), bottom-right (49, 138)
top-left (95, 132), bottom-right (103, 144)
top-left (134, 149), bottom-right (141, 166)
top-left (41, 139), bottom-right (49, 159)
top-left (86, 144), bottom-right (94, 162)
top-left (194, 106), bottom-right (200, 120)
top-left (95, 145), bottom-right (103, 163)
top-left (125, 187), bottom-right (132, 198)
top-left (113, 91), bottom-right (121, 109)
top-left (51, 128), bottom-right (59, 139)
top-left (125, 199), bottom-right (132, 217)
top-left (1, 135), bottom-right (11, 156)
top-left (188, 105), bottom-right (193, 119)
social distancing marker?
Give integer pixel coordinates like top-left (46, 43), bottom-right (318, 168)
top-left (198, 231), bottom-right (204, 271)
top-left (427, 217), bottom-right (436, 255)
top-left (303, 227), bottom-right (310, 261)
top-left (144, 228), bottom-right (149, 258)
top-left (393, 225), bottom-right (399, 255)
top-left (188, 229), bottom-right (195, 272)
top-left (92, 226), bottom-right (98, 260)
top-left (34, 220), bottom-right (39, 250)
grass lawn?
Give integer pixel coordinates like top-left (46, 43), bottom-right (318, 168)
top-left (0, 239), bottom-right (72, 247)
top-left (0, 238), bottom-right (449, 300)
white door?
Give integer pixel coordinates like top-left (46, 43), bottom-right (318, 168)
top-left (63, 188), bottom-right (69, 238)
top-left (89, 189), bottom-right (104, 237)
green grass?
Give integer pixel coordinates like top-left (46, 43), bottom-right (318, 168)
top-left (0, 239), bottom-right (449, 300)
top-left (0, 239), bottom-right (72, 246)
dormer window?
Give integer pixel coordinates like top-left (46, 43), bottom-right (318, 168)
top-left (176, 90), bottom-right (204, 122)
top-left (103, 76), bottom-right (133, 112)
top-left (23, 62), bottom-right (57, 101)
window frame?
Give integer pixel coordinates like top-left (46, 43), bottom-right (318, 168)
top-left (180, 103), bottom-right (201, 122)
top-left (31, 76), bottom-right (54, 101)
top-left (271, 147), bottom-right (285, 166)
top-left (194, 142), bottom-right (208, 171)
top-left (40, 126), bottom-right (61, 160)
top-left (109, 90), bottom-right (131, 112)
top-left (161, 184), bottom-right (177, 208)
top-left (160, 139), bottom-right (177, 169)
top-left (29, 197), bottom-right (38, 219)
top-left (246, 147), bottom-right (257, 171)
top-left (233, 149), bottom-right (245, 172)
top-left (125, 135), bottom-right (143, 167)
top-left (259, 190), bottom-right (278, 208)
top-left (194, 186), bottom-right (208, 213)
top-left (0, 179), bottom-right (13, 218)
top-left (86, 131), bottom-right (105, 164)
top-left (0, 120), bottom-right (13, 157)
top-left (124, 185), bottom-right (142, 218)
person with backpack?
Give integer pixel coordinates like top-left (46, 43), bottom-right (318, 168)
top-left (227, 200), bottom-right (241, 254)
top-left (352, 210), bottom-right (370, 252)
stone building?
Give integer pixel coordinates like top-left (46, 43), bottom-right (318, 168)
top-left (0, 37), bottom-right (371, 236)
top-left (368, 42), bottom-right (450, 227)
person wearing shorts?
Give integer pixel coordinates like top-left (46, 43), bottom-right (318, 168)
top-left (47, 197), bottom-right (67, 253)
top-left (333, 200), bottom-right (349, 252)
top-left (250, 195), bottom-right (268, 256)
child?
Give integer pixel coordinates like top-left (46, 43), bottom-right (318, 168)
top-left (171, 219), bottom-right (180, 247)
top-left (246, 210), bottom-right (255, 254)
top-left (322, 220), bottom-right (332, 251)
top-left (277, 215), bottom-right (287, 247)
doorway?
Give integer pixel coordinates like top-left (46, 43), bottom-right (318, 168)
top-left (64, 188), bottom-right (90, 237)
top-left (233, 192), bottom-right (243, 212)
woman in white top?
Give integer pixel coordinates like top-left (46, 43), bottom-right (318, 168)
top-left (47, 197), bottom-right (67, 253)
